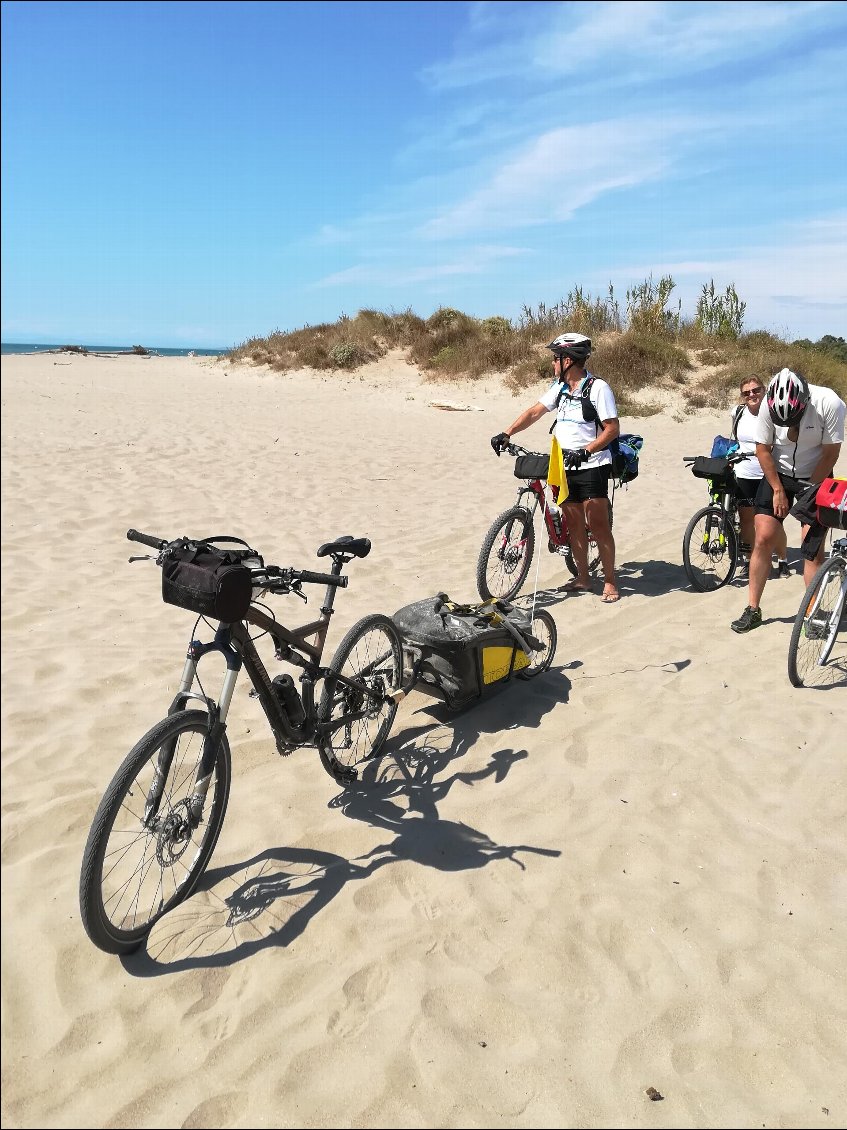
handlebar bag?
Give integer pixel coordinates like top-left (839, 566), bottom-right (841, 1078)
top-left (690, 456), bottom-right (732, 483)
top-left (514, 453), bottom-right (550, 480)
top-left (162, 544), bottom-right (253, 622)
top-left (816, 477), bottom-right (847, 530)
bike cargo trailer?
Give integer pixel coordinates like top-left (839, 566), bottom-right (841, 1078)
top-left (393, 596), bottom-right (541, 710)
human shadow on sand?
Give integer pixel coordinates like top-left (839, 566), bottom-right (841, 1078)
top-left (125, 670), bottom-right (567, 974)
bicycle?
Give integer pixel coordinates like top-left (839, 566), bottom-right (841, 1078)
top-left (477, 442), bottom-right (613, 602)
top-left (79, 529), bottom-right (405, 954)
top-left (787, 535), bottom-right (847, 687)
top-left (681, 452), bottom-right (753, 591)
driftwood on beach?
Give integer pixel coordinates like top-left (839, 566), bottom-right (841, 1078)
top-left (17, 344), bottom-right (160, 357)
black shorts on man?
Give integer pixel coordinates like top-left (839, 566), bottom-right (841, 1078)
top-left (754, 473), bottom-right (810, 520)
top-left (564, 465), bottom-right (611, 503)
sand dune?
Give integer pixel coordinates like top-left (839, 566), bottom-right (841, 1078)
top-left (1, 352), bottom-right (844, 1129)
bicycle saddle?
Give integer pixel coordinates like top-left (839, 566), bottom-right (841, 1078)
top-left (317, 535), bottom-right (371, 559)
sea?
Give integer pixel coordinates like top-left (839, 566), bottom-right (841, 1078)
top-left (1, 342), bottom-right (226, 357)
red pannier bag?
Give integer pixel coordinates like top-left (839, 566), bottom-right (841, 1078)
top-left (816, 477), bottom-right (847, 530)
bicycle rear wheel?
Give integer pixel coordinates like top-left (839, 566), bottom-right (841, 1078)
top-left (516, 608), bottom-right (557, 679)
top-left (787, 557), bottom-right (846, 687)
top-left (476, 506), bottom-right (535, 601)
top-left (682, 505), bottom-right (738, 591)
top-left (79, 710), bottom-right (231, 954)
top-left (317, 613), bottom-right (403, 783)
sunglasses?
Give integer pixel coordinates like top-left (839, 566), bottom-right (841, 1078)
top-left (741, 388), bottom-right (765, 398)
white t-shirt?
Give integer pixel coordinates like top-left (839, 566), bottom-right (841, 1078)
top-left (538, 373), bottom-right (618, 470)
top-left (751, 383), bottom-right (845, 480)
top-left (733, 405), bottom-right (763, 480)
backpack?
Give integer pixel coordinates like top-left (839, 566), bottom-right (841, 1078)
top-left (552, 375), bottom-right (642, 485)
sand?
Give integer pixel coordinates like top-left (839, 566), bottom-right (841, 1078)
top-left (1, 351), bottom-right (844, 1130)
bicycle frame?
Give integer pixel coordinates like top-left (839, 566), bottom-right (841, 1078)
top-left (147, 572), bottom-right (386, 830)
top-left (515, 477), bottom-right (573, 547)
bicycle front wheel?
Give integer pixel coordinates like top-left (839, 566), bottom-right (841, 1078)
top-left (79, 710), bottom-right (231, 954)
top-left (317, 613), bottom-right (403, 783)
top-left (787, 556), bottom-right (846, 687)
top-left (477, 506), bottom-right (535, 601)
top-left (516, 608), bottom-right (557, 679)
top-left (682, 505), bottom-right (738, 591)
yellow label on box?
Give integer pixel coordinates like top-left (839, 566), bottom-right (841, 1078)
top-left (482, 645), bottom-right (529, 683)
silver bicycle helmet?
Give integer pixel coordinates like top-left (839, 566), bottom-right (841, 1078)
top-left (547, 332), bottom-right (592, 364)
top-left (767, 368), bottom-right (810, 427)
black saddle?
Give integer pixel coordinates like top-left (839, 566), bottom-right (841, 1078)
top-left (317, 535), bottom-right (371, 560)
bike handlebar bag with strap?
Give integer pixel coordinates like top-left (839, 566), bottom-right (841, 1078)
top-left (816, 477), bottom-right (847, 530)
top-left (689, 456), bottom-right (734, 487)
top-left (514, 453), bottom-right (550, 480)
top-left (162, 542), bottom-right (254, 622)
top-left (393, 595), bottom-right (539, 710)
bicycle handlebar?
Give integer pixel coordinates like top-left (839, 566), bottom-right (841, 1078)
top-left (127, 528), bottom-right (167, 550)
top-left (682, 452), bottom-right (752, 464)
top-left (126, 530), bottom-right (348, 589)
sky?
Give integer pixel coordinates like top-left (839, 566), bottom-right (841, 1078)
top-left (2, 0), bottom-right (846, 348)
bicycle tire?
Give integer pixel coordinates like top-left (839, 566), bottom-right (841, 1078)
top-left (316, 613), bottom-right (403, 783)
top-left (476, 506), bottom-right (535, 601)
top-left (787, 556), bottom-right (846, 687)
top-left (79, 709), bottom-right (231, 954)
top-left (682, 505), bottom-right (738, 591)
top-left (516, 608), bottom-right (557, 679)
top-left (562, 499), bottom-right (613, 579)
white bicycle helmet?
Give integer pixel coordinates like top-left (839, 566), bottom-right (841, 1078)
top-left (767, 367), bottom-right (810, 427)
top-left (547, 332), bottom-right (592, 364)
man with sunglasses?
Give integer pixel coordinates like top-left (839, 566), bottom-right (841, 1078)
top-left (731, 368), bottom-right (845, 633)
top-left (733, 376), bottom-right (788, 577)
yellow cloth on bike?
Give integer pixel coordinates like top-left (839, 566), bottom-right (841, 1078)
top-left (547, 436), bottom-right (569, 504)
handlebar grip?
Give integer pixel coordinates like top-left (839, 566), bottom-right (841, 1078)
top-left (295, 569), bottom-right (348, 588)
top-left (127, 528), bottom-right (166, 549)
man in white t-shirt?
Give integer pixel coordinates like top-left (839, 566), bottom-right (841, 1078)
top-left (490, 332), bottom-right (621, 602)
top-left (730, 368), bottom-right (845, 633)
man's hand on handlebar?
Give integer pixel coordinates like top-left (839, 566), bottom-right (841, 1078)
top-left (491, 432), bottom-right (510, 457)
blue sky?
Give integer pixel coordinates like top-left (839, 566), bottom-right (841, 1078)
top-left (2, 0), bottom-right (846, 348)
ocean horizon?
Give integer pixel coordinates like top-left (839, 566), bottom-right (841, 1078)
top-left (1, 342), bottom-right (227, 357)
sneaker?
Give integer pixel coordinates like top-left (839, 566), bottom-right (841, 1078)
top-left (731, 606), bottom-right (763, 633)
top-left (778, 560), bottom-right (792, 578)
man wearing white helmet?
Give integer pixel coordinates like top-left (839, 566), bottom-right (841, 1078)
top-left (490, 332), bottom-right (621, 602)
top-left (730, 367), bottom-right (845, 633)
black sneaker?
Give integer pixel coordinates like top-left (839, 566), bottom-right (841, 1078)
top-left (778, 561), bottom-right (792, 578)
top-left (731, 606), bottom-right (763, 633)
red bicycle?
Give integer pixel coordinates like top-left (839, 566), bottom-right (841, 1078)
top-left (476, 442), bottom-right (613, 601)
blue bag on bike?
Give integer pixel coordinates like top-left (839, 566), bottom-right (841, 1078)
top-left (710, 435), bottom-right (739, 459)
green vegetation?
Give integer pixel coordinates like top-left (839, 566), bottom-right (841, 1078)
top-left (226, 278), bottom-right (847, 406)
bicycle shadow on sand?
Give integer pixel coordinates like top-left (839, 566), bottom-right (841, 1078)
top-left (126, 670), bottom-right (568, 975)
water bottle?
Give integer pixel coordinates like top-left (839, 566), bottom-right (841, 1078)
top-left (547, 497), bottom-right (562, 538)
top-left (272, 674), bottom-right (306, 726)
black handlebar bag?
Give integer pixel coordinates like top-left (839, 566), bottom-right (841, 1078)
top-left (393, 596), bottom-right (534, 710)
top-left (162, 544), bottom-right (253, 622)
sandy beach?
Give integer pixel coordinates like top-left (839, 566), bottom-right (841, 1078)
top-left (1, 351), bottom-right (844, 1130)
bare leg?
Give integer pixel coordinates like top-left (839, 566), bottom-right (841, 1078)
top-left (585, 496), bottom-right (618, 599)
top-left (747, 514), bottom-right (783, 609)
top-left (562, 502), bottom-right (591, 588)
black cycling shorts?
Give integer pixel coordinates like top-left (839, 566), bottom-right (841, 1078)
top-left (564, 465), bottom-right (611, 503)
top-left (734, 477), bottom-right (760, 509)
top-left (754, 473), bottom-right (808, 520)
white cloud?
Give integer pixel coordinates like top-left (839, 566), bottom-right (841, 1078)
top-left (424, 1), bottom-right (839, 89)
top-left (313, 244), bottom-right (527, 289)
top-left (420, 117), bottom-right (690, 239)
top-left (602, 213), bottom-right (847, 338)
